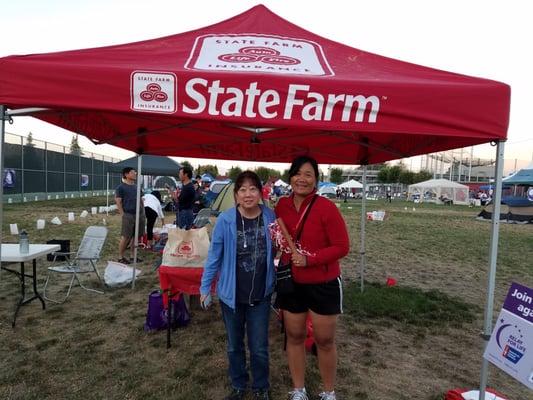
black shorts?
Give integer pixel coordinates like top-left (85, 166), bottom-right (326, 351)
top-left (276, 277), bottom-right (343, 315)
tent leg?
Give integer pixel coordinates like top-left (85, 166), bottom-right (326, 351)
top-left (131, 155), bottom-right (143, 289)
top-left (106, 172), bottom-right (109, 216)
top-left (359, 165), bottom-right (367, 292)
top-left (0, 105), bottom-right (6, 271)
top-left (479, 140), bottom-right (505, 398)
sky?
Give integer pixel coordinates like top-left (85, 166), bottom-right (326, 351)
top-left (1, 0), bottom-right (532, 175)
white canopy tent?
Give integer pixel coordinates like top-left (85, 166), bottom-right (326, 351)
top-left (274, 179), bottom-right (288, 187)
top-left (408, 178), bottom-right (469, 205)
top-left (338, 179), bottom-right (363, 189)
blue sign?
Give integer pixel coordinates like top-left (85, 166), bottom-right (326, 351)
top-left (484, 282), bottom-right (533, 389)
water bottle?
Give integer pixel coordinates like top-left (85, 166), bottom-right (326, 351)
top-left (19, 230), bottom-right (30, 254)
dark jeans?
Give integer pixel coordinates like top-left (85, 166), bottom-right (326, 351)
top-left (220, 298), bottom-right (271, 391)
top-left (177, 208), bottom-right (194, 230)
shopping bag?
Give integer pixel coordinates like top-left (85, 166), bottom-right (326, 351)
top-left (104, 261), bottom-right (142, 287)
top-left (161, 227), bottom-right (209, 267)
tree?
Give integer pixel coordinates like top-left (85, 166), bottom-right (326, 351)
top-left (254, 166), bottom-right (280, 183)
top-left (377, 166), bottom-right (390, 183)
top-left (399, 170), bottom-right (415, 185)
top-left (228, 166), bottom-right (243, 181)
top-left (197, 164), bottom-right (219, 178)
top-left (281, 169), bottom-right (290, 183)
top-left (26, 132), bottom-right (35, 147)
top-left (329, 168), bottom-right (344, 184)
top-left (414, 169), bottom-right (432, 183)
top-left (69, 134), bottom-right (83, 155)
top-left (388, 165), bottom-right (402, 183)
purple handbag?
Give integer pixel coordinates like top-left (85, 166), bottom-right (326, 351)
top-left (144, 290), bottom-right (167, 332)
top-left (144, 290), bottom-right (191, 332)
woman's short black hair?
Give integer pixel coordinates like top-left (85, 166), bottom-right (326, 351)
top-left (288, 155), bottom-right (319, 180)
top-left (234, 171), bottom-right (263, 194)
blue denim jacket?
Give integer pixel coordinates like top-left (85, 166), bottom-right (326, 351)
top-left (200, 205), bottom-right (276, 310)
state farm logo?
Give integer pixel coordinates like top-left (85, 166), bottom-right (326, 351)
top-left (140, 83), bottom-right (168, 102)
top-left (218, 46), bottom-right (300, 66)
top-left (186, 34), bottom-right (333, 76)
top-left (131, 71), bottom-right (176, 113)
top-left (177, 241), bottom-right (194, 256)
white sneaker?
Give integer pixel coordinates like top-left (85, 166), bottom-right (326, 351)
top-left (318, 391), bottom-right (337, 400)
top-left (288, 388), bottom-right (308, 400)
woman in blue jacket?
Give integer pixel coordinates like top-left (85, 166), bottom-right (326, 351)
top-left (200, 171), bottom-right (276, 400)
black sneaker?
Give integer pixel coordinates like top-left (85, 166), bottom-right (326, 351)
top-left (117, 257), bottom-right (130, 265)
top-left (253, 389), bottom-right (270, 400)
top-left (224, 388), bottom-right (246, 400)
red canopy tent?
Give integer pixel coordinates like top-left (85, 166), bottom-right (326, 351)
top-left (0, 5), bottom-right (509, 397)
top-left (0, 5), bottom-right (508, 163)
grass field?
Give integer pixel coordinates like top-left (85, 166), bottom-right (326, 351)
top-left (1, 197), bottom-right (532, 399)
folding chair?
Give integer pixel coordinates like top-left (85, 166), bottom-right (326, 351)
top-left (43, 226), bottom-right (108, 303)
top-left (192, 208), bottom-right (212, 228)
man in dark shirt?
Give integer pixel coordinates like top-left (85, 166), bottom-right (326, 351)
top-left (176, 166), bottom-right (195, 229)
top-left (115, 167), bottom-right (145, 263)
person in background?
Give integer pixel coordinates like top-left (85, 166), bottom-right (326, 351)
top-left (262, 180), bottom-right (272, 206)
top-left (115, 167), bottom-right (145, 264)
top-left (143, 190), bottom-right (165, 249)
top-left (193, 181), bottom-right (206, 214)
top-left (386, 189), bottom-right (392, 203)
top-left (200, 171), bottom-right (276, 400)
top-left (275, 155), bottom-right (350, 400)
top-left (174, 166), bottom-right (196, 229)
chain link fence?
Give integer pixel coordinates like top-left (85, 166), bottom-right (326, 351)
top-left (2, 132), bottom-right (123, 203)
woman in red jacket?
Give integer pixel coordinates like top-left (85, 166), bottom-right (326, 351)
top-left (275, 156), bottom-right (350, 400)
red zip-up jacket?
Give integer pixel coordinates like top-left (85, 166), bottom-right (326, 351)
top-left (275, 192), bottom-right (350, 284)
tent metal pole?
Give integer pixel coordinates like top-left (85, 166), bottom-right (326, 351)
top-left (106, 172), bottom-right (109, 216)
top-left (479, 140), bottom-right (505, 399)
top-left (0, 105), bottom-right (6, 272)
top-left (131, 155), bottom-right (142, 289)
top-left (359, 165), bottom-right (367, 292)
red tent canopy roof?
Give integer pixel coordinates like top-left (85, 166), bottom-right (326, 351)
top-left (0, 4), bottom-right (510, 164)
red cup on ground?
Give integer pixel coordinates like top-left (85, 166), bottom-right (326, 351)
top-left (386, 277), bottom-right (397, 287)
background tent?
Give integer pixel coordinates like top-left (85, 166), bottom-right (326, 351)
top-left (274, 179), bottom-right (288, 187)
top-left (318, 185), bottom-right (337, 198)
top-left (0, 5), bottom-right (511, 396)
top-left (109, 155), bottom-right (180, 176)
top-left (502, 162), bottom-right (533, 185)
top-left (210, 182), bottom-right (236, 215)
top-left (200, 173), bottom-right (215, 183)
top-left (106, 155), bottom-right (180, 212)
top-left (338, 179), bottom-right (363, 189)
top-left (408, 178), bottom-right (469, 205)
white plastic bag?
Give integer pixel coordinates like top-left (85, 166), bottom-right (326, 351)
top-left (104, 261), bottom-right (142, 288)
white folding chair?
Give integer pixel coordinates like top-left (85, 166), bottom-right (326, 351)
top-left (43, 226), bottom-right (107, 303)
